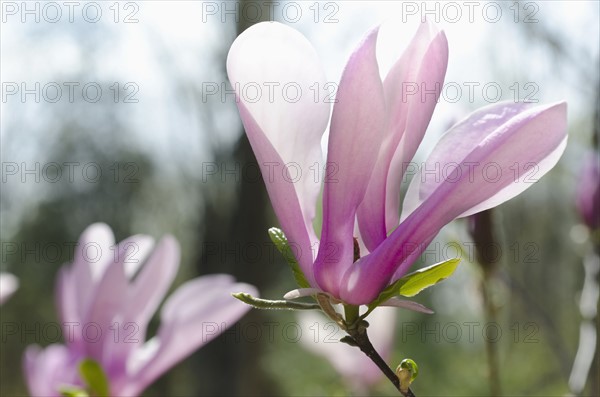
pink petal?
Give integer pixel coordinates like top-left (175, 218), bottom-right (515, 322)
top-left (314, 27), bottom-right (386, 297)
top-left (55, 266), bottom-right (81, 352)
top-left (70, 223), bottom-right (115, 322)
top-left (24, 344), bottom-right (78, 397)
top-left (227, 22), bottom-right (330, 284)
top-left (341, 101), bottom-right (567, 304)
top-left (125, 236), bottom-right (179, 338)
top-left (380, 297), bottom-right (434, 314)
top-left (127, 275), bottom-right (257, 395)
top-left (106, 236), bottom-right (180, 378)
top-left (576, 152), bottom-right (600, 229)
top-left (283, 287), bottom-right (321, 300)
top-left (82, 235), bottom-right (154, 364)
top-left (401, 101), bottom-right (568, 221)
top-left (384, 24), bottom-right (449, 232)
top-left (357, 22), bottom-right (448, 251)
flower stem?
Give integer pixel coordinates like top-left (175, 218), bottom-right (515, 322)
top-left (345, 322), bottom-right (416, 397)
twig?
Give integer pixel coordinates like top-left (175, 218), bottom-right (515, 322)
top-left (345, 324), bottom-right (416, 397)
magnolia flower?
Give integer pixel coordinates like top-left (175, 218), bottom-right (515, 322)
top-left (297, 307), bottom-right (397, 394)
top-left (227, 22), bottom-right (567, 305)
top-left (24, 223), bottom-right (257, 397)
top-left (0, 272), bottom-right (18, 304)
top-left (576, 152), bottom-right (600, 230)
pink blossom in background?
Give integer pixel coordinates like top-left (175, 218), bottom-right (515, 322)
top-left (227, 21), bottom-right (568, 305)
top-left (297, 307), bottom-right (397, 394)
top-left (24, 223), bottom-right (257, 397)
top-left (576, 152), bottom-right (600, 229)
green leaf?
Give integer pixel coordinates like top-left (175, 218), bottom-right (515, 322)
top-left (78, 359), bottom-right (110, 397)
top-left (232, 292), bottom-right (320, 311)
top-left (368, 258), bottom-right (460, 311)
top-left (59, 387), bottom-right (89, 397)
top-left (268, 227), bottom-right (311, 288)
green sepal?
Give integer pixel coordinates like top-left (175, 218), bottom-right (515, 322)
top-left (268, 227), bottom-right (311, 288)
top-left (78, 359), bottom-right (110, 397)
top-left (59, 387), bottom-right (89, 397)
top-left (367, 258), bottom-right (460, 311)
top-left (232, 292), bottom-right (320, 311)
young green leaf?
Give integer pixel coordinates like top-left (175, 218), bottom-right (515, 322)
top-left (396, 358), bottom-right (419, 393)
top-left (367, 258), bottom-right (460, 311)
top-left (268, 227), bottom-right (311, 288)
top-left (78, 359), bottom-right (110, 397)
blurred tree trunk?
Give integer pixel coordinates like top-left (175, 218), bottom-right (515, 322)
top-left (193, 2), bottom-right (280, 395)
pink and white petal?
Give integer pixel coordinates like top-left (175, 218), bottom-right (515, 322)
top-left (118, 235), bottom-right (155, 280)
top-left (0, 272), bottom-right (18, 305)
top-left (314, 27), bottom-right (386, 297)
top-left (283, 287), bottom-right (321, 300)
top-left (55, 266), bottom-right (86, 352)
top-left (235, 105), bottom-right (319, 283)
top-left (105, 236), bottom-right (179, 377)
top-left (358, 22), bottom-right (448, 250)
top-left (379, 297), bottom-right (434, 314)
top-left (24, 344), bottom-right (79, 397)
top-left (227, 22), bottom-right (330, 283)
top-left (342, 101), bottom-right (567, 305)
top-left (82, 235), bottom-right (153, 363)
top-left (384, 25), bottom-right (448, 232)
top-left (401, 101), bottom-right (567, 221)
top-left (124, 236), bottom-right (179, 337)
top-left (127, 275), bottom-right (257, 394)
top-left (71, 223), bottom-right (115, 321)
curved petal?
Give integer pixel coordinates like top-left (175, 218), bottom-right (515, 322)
top-left (401, 101), bottom-right (567, 221)
top-left (70, 223), bottom-right (115, 322)
top-left (55, 266), bottom-right (81, 352)
top-left (380, 297), bottom-right (434, 314)
top-left (105, 236), bottom-right (179, 379)
top-left (227, 21), bottom-right (330, 284)
top-left (83, 235), bottom-right (154, 364)
top-left (126, 275), bottom-right (257, 396)
top-left (283, 287), bottom-right (321, 300)
top-left (358, 22), bottom-right (448, 250)
top-left (0, 272), bottom-right (18, 304)
top-left (24, 344), bottom-right (79, 397)
top-left (341, 101), bottom-right (568, 304)
top-left (124, 236), bottom-right (179, 339)
top-left (57, 223), bottom-right (115, 353)
top-left (314, 27), bottom-right (386, 296)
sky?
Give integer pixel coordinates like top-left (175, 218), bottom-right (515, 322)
top-left (1, 0), bottom-right (598, 237)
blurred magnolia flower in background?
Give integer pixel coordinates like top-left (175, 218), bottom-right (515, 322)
top-left (227, 21), bottom-right (568, 306)
top-left (0, 272), bottom-right (19, 305)
top-left (576, 152), bottom-right (600, 230)
top-left (24, 223), bottom-right (257, 397)
top-left (297, 307), bottom-right (398, 394)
